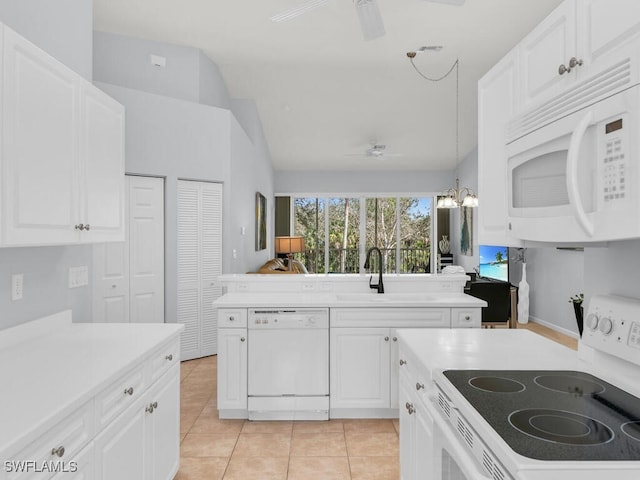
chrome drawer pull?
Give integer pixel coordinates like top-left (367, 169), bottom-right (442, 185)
top-left (51, 446), bottom-right (65, 458)
top-left (399, 359), bottom-right (407, 366)
top-left (241, 337), bottom-right (246, 342)
top-left (165, 354), bottom-right (173, 361)
top-left (416, 382), bottom-right (425, 391)
top-left (145, 401), bottom-right (158, 414)
top-left (124, 387), bottom-right (134, 396)
top-left (384, 336), bottom-right (389, 342)
top-left (405, 402), bottom-right (415, 415)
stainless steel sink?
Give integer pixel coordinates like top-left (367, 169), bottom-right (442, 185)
top-left (335, 293), bottom-right (435, 303)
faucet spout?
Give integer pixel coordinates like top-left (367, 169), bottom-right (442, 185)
top-left (364, 247), bottom-right (384, 294)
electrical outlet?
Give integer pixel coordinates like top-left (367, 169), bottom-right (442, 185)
top-left (11, 274), bottom-right (23, 301)
top-left (68, 266), bottom-right (89, 288)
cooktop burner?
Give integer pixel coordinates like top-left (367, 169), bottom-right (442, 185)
top-left (443, 370), bottom-right (640, 461)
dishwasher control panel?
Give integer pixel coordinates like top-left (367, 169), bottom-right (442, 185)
top-left (248, 309), bottom-right (329, 329)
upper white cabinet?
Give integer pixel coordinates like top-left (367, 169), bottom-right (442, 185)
top-left (0, 23), bottom-right (124, 247)
top-left (518, 0), bottom-right (640, 109)
top-left (519, 0), bottom-right (577, 109)
top-left (477, 49), bottom-right (523, 247)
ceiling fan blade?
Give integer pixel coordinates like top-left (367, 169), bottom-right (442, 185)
top-left (354, 0), bottom-right (385, 41)
top-left (271, 0), bottom-right (329, 22)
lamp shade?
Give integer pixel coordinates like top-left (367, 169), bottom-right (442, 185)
top-left (275, 236), bottom-right (305, 254)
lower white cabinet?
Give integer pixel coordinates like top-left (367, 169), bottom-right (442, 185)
top-left (330, 328), bottom-right (391, 411)
top-left (94, 364), bottom-right (179, 480)
top-left (217, 328), bottom-right (248, 415)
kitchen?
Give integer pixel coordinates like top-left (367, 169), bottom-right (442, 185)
top-left (1, 0), bottom-right (640, 479)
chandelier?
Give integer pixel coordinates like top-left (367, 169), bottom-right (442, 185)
top-left (407, 48), bottom-right (478, 209)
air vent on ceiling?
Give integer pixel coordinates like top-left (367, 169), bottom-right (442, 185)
top-left (507, 58), bottom-right (633, 143)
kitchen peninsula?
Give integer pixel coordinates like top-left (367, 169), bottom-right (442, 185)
top-left (214, 274), bottom-right (486, 420)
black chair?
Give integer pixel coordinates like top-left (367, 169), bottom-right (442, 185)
top-left (468, 280), bottom-right (512, 327)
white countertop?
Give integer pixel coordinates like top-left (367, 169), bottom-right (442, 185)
top-left (397, 328), bottom-right (581, 373)
top-left (0, 315), bottom-right (183, 455)
top-left (213, 292), bottom-right (486, 308)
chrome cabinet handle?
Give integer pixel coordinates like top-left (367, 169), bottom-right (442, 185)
top-left (384, 336), bottom-right (389, 342)
top-left (399, 359), bottom-right (407, 366)
top-left (240, 337), bottom-right (246, 342)
top-left (229, 315), bottom-right (235, 322)
top-left (569, 57), bottom-right (583, 69)
top-left (416, 382), bottom-right (425, 391)
top-left (405, 402), bottom-right (415, 415)
top-left (75, 224), bottom-right (84, 230)
top-left (145, 401), bottom-right (158, 414)
top-left (124, 387), bottom-right (134, 396)
top-left (165, 354), bottom-right (173, 361)
top-left (84, 224), bottom-right (91, 231)
top-left (558, 63), bottom-right (569, 75)
top-left (51, 446), bottom-right (65, 457)
top-left (464, 315), bottom-right (471, 321)
top-left (392, 336), bottom-right (398, 342)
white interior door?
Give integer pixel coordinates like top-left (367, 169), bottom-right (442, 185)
top-left (177, 180), bottom-right (223, 360)
top-left (129, 176), bottom-right (165, 323)
top-left (93, 175), bottom-right (164, 323)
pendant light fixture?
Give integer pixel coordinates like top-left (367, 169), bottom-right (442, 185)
top-left (407, 48), bottom-right (478, 209)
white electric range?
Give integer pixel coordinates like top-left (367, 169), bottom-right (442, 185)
top-left (398, 294), bottom-right (640, 480)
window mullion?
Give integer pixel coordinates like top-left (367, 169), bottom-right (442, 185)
top-left (395, 197), bottom-right (401, 274)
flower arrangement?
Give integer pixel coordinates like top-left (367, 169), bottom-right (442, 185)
top-left (569, 293), bottom-right (584, 304)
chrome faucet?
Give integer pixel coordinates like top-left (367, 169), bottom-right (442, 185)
top-left (364, 247), bottom-right (384, 294)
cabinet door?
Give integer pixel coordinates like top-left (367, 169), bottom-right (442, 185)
top-left (94, 399), bottom-right (146, 480)
top-left (146, 366), bottom-right (180, 480)
top-left (519, 0), bottom-right (577, 108)
top-left (330, 328), bottom-right (390, 409)
top-left (1, 25), bottom-right (80, 245)
top-left (414, 399), bottom-right (435, 480)
top-left (217, 328), bottom-right (247, 411)
top-left (399, 379), bottom-right (416, 480)
top-left (80, 83), bottom-right (125, 242)
top-left (577, 0), bottom-right (640, 75)
top-left (477, 50), bottom-right (523, 247)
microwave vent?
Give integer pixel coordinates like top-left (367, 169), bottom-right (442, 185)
top-left (507, 58), bottom-right (632, 143)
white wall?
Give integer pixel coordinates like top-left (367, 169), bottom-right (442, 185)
top-left (0, 0), bottom-right (92, 79)
top-left (0, 0), bottom-right (94, 329)
top-left (275, 169), bottom-right (454, 194)
top-left (94, 31), bottom-right (232, 109)
top-left (584, 239), bottom-right (640, 303)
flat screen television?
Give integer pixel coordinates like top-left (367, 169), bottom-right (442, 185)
top-left (479, 245), bottom-right (509, 282)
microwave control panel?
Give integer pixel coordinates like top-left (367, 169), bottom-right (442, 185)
top-left (600, 115), bottom-right (628, 206)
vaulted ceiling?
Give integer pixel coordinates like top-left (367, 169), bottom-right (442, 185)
top-left (94, 0), bottom-right (563, 171)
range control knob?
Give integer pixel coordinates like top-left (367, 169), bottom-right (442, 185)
top-left (598, 317), bottom-right (614, 335)
top-left (586, 313), bottom-right (599, 331)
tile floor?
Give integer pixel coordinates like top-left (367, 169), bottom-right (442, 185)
top-left (175, 323), bottom-right (575, 479)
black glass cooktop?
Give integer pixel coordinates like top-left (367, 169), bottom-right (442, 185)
top-left (443, 370), bottom-right (640, 461)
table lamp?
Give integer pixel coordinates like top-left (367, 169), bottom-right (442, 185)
top-left (275, 236), bottom-right (305, 271)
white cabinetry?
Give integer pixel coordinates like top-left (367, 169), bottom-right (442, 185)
top-left (398, 348), bottom-right (434, 480)
top-left (0, 317), bottom-right (182, 480)
top-left (217, 309), bottom-right (248, 417)
top-left (330, 328), bottom-right (391, 411)
top-left (0, 23), bottom-right (124, 247)
top-left (518, 0), bottom-right (640, 110)
top-left (95, 365), bottom-right (179, 480)
top-left (329, 307), bottom-right (460, 418)
top-left (478, 49), bottom-right (522, 247)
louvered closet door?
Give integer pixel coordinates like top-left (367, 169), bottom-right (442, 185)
top-left (177, 180), bottom-right (223, 360)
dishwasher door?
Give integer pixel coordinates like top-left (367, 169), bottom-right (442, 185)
top-left (248, 327), bottom-right (329, 396)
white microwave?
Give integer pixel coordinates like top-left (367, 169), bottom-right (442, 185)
top-left (506, 58), bottom-right (640, 243)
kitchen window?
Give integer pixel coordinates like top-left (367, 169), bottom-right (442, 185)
top-left (290, 195), bottom-right (432, 274)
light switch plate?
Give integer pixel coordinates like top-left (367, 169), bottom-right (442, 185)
top-left (69, 266), bottom-right (89, 288)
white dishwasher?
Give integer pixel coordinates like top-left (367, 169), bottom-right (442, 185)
top-left (247, 308), bottom-right (329, 420)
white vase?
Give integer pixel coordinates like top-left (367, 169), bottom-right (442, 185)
top-left (439, 235), bottom-right (450, 254)
top-left (517, 263), bottom-right (530, 324)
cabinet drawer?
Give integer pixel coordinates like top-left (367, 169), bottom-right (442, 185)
top-left (7, 402), bottom-right (94, 480)
top-left (95, 366), bottom-right (145, 432)
top-left (218, 309), bottom-right (247, 327)
top-left (451, 308), bottom-right (481, 328)
top-left (50, 441), bottom-right (94, 480)
top-left (331, 308), bottom-right (451, 328)
top-left (148, 338), bottom-right (180, 385)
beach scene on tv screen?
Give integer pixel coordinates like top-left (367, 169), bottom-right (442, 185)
top-left (479, 245), bottom-right (509, 282)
